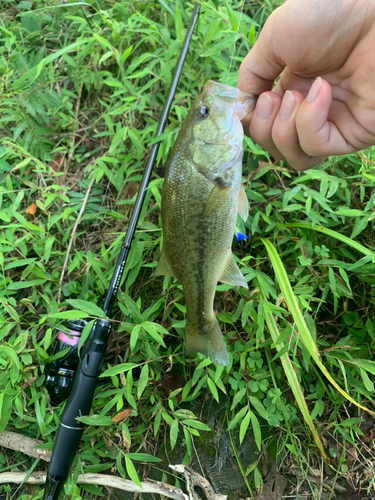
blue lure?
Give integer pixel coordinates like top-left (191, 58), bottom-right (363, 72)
top-left (235, 232), bottom-right (247, 242)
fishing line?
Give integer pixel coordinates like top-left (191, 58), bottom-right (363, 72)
top-left (83, 153), bottom-right (120, 299)
top-left (82, 16), bottom-right (185, 300)
top-left (226, 0), bottom-right (245, 85)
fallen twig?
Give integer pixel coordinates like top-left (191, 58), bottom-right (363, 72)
top-left (0, 432), bottom-right (227, 500)
top-left (170, 465), bottom-right (227, 500)
top-left (57, 174), bottom-right (96, 302)
top-left (0, 431), bottom-right (51, 462)
top-left (0, 471), bottom-right (188, 500)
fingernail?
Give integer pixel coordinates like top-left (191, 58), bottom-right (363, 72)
top-left (256, 94), bottom-right (274, 119)
top-left (306, 77), bottom-right (322, 103)
top-left (279, 91), bottom-right (295, 121)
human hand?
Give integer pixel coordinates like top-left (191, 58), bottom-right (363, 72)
top-left (237, 0), bottom-right (375, 170)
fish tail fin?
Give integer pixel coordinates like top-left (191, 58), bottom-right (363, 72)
top-left (185, 317), bottom-right (229, 366)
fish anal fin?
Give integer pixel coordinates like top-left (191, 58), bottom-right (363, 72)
top-left (238, 184), bottom-right (249, 222)
top-left (219, 252), bottom-right (248, 288)
top-left (153, 249), bottom-right (175, 278)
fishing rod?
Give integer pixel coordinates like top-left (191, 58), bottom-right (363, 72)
top-left (42, 4), bottom-right (200, 499)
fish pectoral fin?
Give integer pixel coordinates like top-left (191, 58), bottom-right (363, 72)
top-left (153, 249), bottom-right (175, 278)
top-left (238, 184), bottom-right (249, 222)
top-left (219, 252), bottom-right (248, 288)
top-left (204, 181), bottom-right (230, 218)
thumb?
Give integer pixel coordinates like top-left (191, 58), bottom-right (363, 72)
top-left (237, 12), bottom-right (285, 96)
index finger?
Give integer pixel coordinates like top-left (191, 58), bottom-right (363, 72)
top-left (237, 12), bottom-right (285, 96)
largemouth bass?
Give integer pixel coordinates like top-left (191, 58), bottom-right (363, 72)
top-left (155, 81), bottom-right (255, 365)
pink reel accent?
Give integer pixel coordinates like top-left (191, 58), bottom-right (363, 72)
top-left (58, 329), bottom-right (81, 346)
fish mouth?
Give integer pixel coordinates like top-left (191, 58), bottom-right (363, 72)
top-left (204, 80), bottom-right (256, 120)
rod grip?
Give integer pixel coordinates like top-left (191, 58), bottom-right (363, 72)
top-left (48, 424), bottom-right (84, 477)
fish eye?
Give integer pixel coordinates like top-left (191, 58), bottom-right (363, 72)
top-left (199, 105), bottom-right (210, 118)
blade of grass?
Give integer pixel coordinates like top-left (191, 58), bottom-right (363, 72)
top-left (12, 38), bottom-right (93, 89)
top-left (227, 422), bottom-right (254, 499)
top-left (261, 238), bottom-right (375, 417)
top-left (265, 347), bottom-right (308, 465)
top-left (259, 292), bottom-right (327, 459)
top-left (285, 223), bottom-right (375, 257)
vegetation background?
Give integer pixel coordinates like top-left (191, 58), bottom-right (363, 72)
top-left (1, 0), bottom-right (375, 498)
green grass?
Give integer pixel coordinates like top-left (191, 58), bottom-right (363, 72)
top-left (1, 0), bottom-right (375, 499)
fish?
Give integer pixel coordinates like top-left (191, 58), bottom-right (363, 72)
top-left (155, 80), bottom-right (256, 366)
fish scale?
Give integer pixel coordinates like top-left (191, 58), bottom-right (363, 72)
top-left (155, 81), bottom-right (256, 365)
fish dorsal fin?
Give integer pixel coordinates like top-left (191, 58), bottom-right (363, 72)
top-left (238, 184), bottom-right (249, 222)
top-left (219, 252), bottom-right (248, 288)
top-left (153, 249), bottom-right (175, 278)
